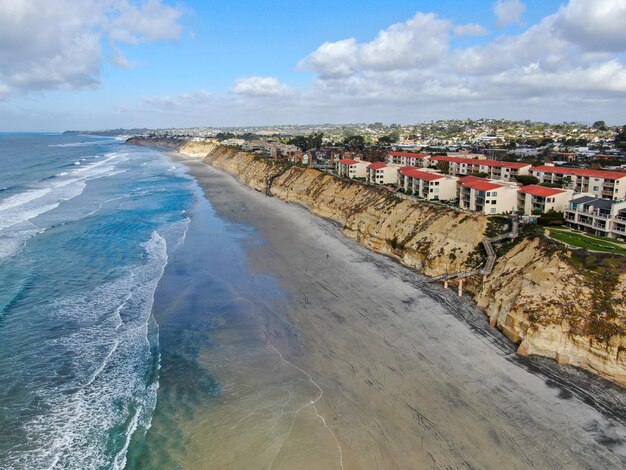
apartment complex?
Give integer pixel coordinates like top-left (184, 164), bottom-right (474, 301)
top-left (397, 167), bottom-right (458, 201)
top-left (517, 185), bottom-right (574, 216)
top-left (430, 156), bottom-right (531, 181)
top-left (530, 166), bottom-right (626, 200)
top-left (458, 179), bottom-right (518, 214)
top-left (386, 152), bottom-right (431, 167)
top-left (335, 159), bottom-right (369, 179)
top-left (366, 163), bottom-right (398, 185)
top-left (565, 196), bottom-right (626, 240)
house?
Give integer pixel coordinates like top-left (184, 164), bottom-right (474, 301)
top-left (386, 152), bottom-right (431, 168)
top-left (430, 156), bottom-right (531, 182)
top-left (366, 163), bottom-right (399, 185)
top-left (529, 166), bottom-right (626, 200)
top-left (517, 185), bottom-right (573, 216)
top-left (564, 197), bottom-right (626, 240)
top-left (397, 167), bottom-right (458, 201)
top-left (459, 179), bottom-right (518, 214)
top-left (335, 159), bottom-right (369, 179)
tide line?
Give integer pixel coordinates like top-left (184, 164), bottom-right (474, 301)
top-left (267, 341), bottom-right (345, 470)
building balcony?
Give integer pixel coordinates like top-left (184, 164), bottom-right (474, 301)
top-left (576, 216), bottom-right (594, 226)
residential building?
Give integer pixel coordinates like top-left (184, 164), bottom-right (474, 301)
top-left (366, 163), bottom-right (399, 185)
top-left (459, 179), bottom-right (518, 214)
top-left (529, 166), bottom-right (626, 200)
top-left (397, 167), bottom-right (458, 201)
top-left (517, 185), bottom-right (574, 216)
top-left (565, 197), bottom-right (626, 240)
top-left (386, 152), bottom-right (431, 168)
top-left (335, 159), bottom-right (369, 179)
top-left (430, 156), bottom-right (531, 182)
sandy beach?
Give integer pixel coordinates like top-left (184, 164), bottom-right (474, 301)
top-left (163, 153), bottom-right (626, 469)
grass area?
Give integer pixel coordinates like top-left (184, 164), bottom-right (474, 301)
top-left (547, 228), bottom-right (626, 255)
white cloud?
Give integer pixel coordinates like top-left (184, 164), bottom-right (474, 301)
top-left (494, 0), bottom-right (526, 28)
top-left (106, 0), bottom-right (183, 44)
top-left (299, 13), bottom-right (452, 78)
top-left (108, 43), bottom-right (141, 69)
top-left (0, 0), bottom-right (184, 96)
top-left (552, 0), bottom-right (626, 52)
top-left (231, 76), bottom-right (291, 97)
top-left (298, 39), bottom-right (358, 79)
top-left (454, 23), bottom-right (489, 37)
top-left (282, 1), bottom-right (626, 123)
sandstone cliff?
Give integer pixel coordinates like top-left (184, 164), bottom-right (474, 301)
top-left (131, 139), bottom-right (626, 386)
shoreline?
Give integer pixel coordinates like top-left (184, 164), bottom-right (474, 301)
top-left (157, 148), bottom-right (626, 468)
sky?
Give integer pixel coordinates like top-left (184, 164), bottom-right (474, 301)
top-left (0, 0), bottom-right (625, 131)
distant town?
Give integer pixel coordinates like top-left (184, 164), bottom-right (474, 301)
top-left (70, 118), bottom-right (626, 243)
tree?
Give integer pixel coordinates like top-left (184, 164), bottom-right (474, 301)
top-left (343, 135), bottom-right (365, 151)
top-left (615, 125), bottom-right (626, 149)
top-left (436, 160), bottom-right (450, 174)
top-left (592, 120), bottom-right (607, 131)
top-left (288, 132), bottom-right (324, 152)
top-left (515, 175), bottom-right (539, 186)
top-left (378, 135), bottom-right (398, 145)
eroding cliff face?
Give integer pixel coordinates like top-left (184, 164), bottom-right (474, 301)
top-left (476, 237), bottom-right (626, 383)
top-left (128, 139), bottom-right (626, 385)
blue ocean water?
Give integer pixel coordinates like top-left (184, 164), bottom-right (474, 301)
top-left (0, 134), bottom-right (195, 468)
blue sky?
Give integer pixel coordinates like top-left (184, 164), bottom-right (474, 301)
top-left (0, 0), bottom-right (624, 130)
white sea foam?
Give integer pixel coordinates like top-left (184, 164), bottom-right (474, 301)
top-left (48, 140), bottom-right (116, 148)
top-left (0, 153), bottom-right (127, 260)
top-left (0, 187), bottom-right (51, 212)
top-left (4, 230), bottom-right (177, 469)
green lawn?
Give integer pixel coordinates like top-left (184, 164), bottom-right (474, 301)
top-left (547, 228), bottom-right (626, 255)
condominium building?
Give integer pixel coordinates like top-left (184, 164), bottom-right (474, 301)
top-left (517, 185), bottom-right (574, 216)
top-left (366, 162), bottom-right (399, 185)
top-left (458, 179), bottom-right (518, 214)
top-left (430, 156), bottom-right (531, 182)
top-left (529, 166), bottom-right (626, 200)
top-left (564, 196), bottom-right (626, 240)
top-left (335, 159), bottom-right (369, 179)
top-left (386, 152), bottom-right (431, 168)
top-left (397, 167), bottom-right (458, 201)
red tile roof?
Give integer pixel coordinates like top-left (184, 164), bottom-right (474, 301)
top-left (462, 181), bottom-right (503, 192)
top-left (431, 156), bottom-right (530, 169)
top-left (457, 175), bottom-right (489, 183)
top-left (518, 185), bottom-right (566, 197)
top-left (337, 158), bottom-right (362, 165)
top-left (399, 167), bottom-right (444, 181)
top-left (389, 152), bottom-right (430, 159)
top-left (530, 166), bottom-right (626, 179)
top-left (367, 162), bottom-right (388, 170)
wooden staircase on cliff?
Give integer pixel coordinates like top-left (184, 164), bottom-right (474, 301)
top-left (429, 217), bottom-right (519, 295)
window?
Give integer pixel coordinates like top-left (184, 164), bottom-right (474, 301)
top-left (486, 192), bottom-right (491, 197)
top-left (490, 208), bottom-right (497, 214)
top-left (492, 192), bottom-right (498, 196)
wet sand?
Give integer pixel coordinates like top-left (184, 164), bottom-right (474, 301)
top-left (169, 154), bottom-right (626, 469)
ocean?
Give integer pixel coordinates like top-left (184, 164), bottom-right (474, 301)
top-left (0, 133), bottom-right (197, 468)
top-left (0, 133), bottom-right (329, 469)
